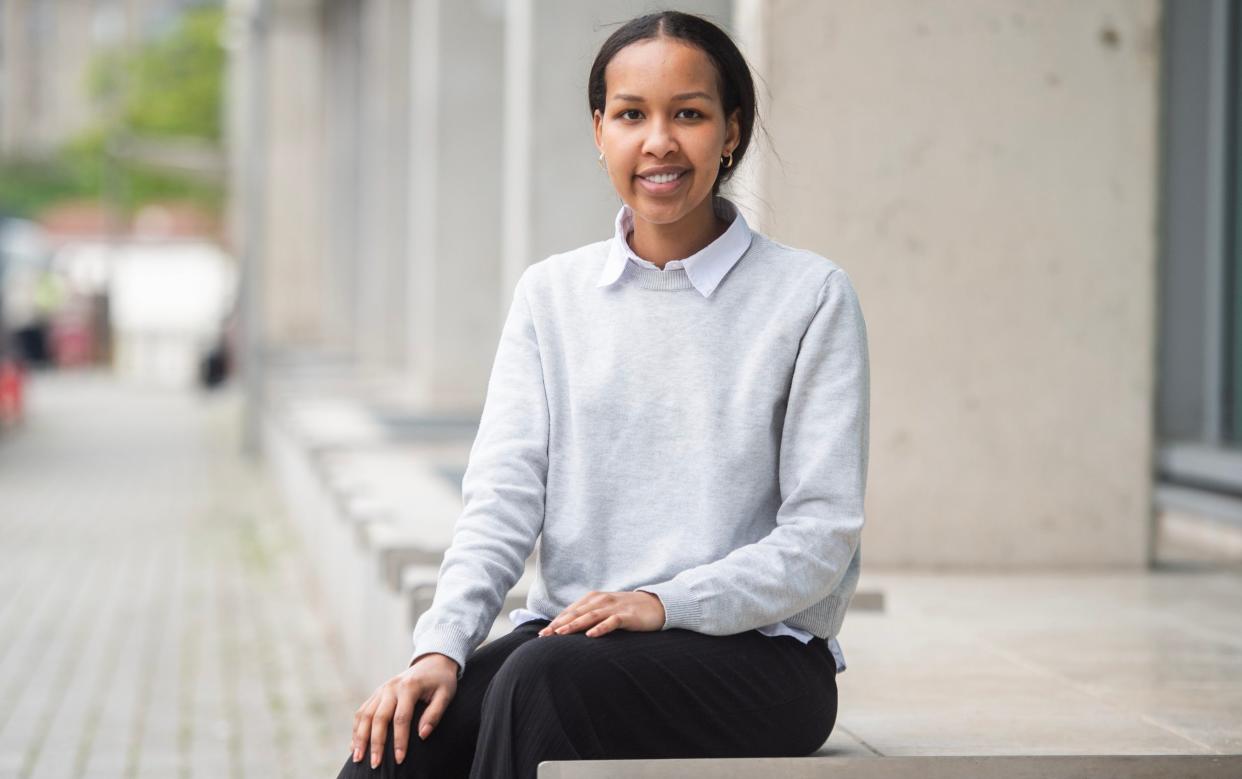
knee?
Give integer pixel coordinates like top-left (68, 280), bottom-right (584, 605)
top-left (333, 708), bottom-right (437, 779)
top-left (333, 720), bottom-right (402, 779)
top-left (493, 633), bottom-right (597, 690)
top-left (483, 634), bottom-right (601, 716)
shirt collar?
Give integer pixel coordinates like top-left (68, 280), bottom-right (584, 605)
top-left (596, 197), bottom-right (753, 297)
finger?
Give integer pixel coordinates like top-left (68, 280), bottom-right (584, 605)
top-left (418, 685), bottom-right (453, 742)
top-left (540, 610), bottom-right (576, 635)
top-left (391, 684), bottom-right (419, 765)
top-left (351, 695), bottom-right (378, 762)
top-left (370, 690), bottom-right (397, 768)
top-left (556, 608), bottom-right (610, 635)
top-left (587, 613), bottom-right (623, 637)
top-left (540, 593), bottom-right (605, 635)
top-left (540, 602), bottom-right (586, 635)
top-left (545, 606), bottom-right (594, 635)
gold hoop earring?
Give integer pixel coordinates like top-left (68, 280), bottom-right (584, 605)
top-left (721, 152), bottom-right (734, 169)
top-left (598, 152), bottom-right (607, 171)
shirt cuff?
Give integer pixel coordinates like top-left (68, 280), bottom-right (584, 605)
top-left (409, 623), bottom-right (473, 680)
top-left (636, 579), bottom-right (703, 632)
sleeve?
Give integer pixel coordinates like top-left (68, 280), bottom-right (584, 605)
top-left (636, 269), bottom-right (870, 634)
top-left (408, 266), bottom-right (550, 677)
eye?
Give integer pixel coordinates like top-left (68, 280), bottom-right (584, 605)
top-left (618, 109), bottom-right (642, 121)
top-left (677, 108), bottom-right (703, 119)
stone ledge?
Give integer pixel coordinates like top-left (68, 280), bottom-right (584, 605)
top-left (537, 754), bottom-right (1242, 779)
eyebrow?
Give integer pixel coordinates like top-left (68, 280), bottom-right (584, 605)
top-left (612, 91), bottom-right (713, 102)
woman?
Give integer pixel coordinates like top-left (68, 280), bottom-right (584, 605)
top-left (338, 10), bottom-right (869, 778)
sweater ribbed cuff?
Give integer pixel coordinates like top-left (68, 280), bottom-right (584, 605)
top-left (636, 579), bottom-right (703, 632)
top-left (409, 623), bottom-right (474, 680)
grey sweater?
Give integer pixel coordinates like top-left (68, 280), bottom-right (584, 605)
top-left (410, 229), bottom-right (870, 678)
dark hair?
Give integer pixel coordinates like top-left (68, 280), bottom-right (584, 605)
top-left (587, 11), bottom-right (757, 198)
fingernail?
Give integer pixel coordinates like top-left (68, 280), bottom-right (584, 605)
top-left (395, 748), bottom-right (404, 763)
top-left (352, 747), bottom-right (361, 762)
top-left (420, 724), bottom-right (432, 740)
top-left (371, 752), bottom-right (379, 769)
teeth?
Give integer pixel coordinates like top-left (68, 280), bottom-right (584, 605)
top-left (644, 171), bottom-right (682, 184)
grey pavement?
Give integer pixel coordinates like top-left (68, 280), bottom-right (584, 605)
top-left (0, 371), bottom-right (361, 779)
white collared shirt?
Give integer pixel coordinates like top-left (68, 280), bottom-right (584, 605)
top-left (595, 196), bottom-right (754, 298)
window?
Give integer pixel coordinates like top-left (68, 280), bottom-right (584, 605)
top-left (1156, 0), bottom-right (1242, 526)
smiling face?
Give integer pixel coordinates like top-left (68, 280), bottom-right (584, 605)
top-left (593, 36), bottom-right (740, 230)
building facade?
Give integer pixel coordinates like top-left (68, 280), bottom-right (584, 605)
top-left (228, 0), bottom-right (1242, 569)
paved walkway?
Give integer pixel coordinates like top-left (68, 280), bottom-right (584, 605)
top-left (0, 371), bottom-right (360, 779)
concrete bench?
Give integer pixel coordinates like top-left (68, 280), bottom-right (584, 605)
top-left (266, 395), bottom-right (541, 681)
top-left (537, 754), bottom-right (1242, 778)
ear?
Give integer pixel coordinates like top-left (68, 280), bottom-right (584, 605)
top-left (593, 109), bottom-right (605, 153)
top-left (724, 107), bottom-right (741, 155)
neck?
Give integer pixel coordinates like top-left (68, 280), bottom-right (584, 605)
top-left (628, 197), bottom-right (728, 269)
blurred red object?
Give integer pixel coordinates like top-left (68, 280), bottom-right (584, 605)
top-left (51, 311), bottom-right (95, 367)
top-left (0, 358), bottom-right (23, 428)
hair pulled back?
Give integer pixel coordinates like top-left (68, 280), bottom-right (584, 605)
top-left (587, 11), bottom-right (757, 197)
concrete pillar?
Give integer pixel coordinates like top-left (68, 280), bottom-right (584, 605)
top-left (744, 0), bottom-right (1162, 568)
top-left (405, 0), bottom-right (507, 411)
top-left (318, 0), bottom-right (361, 353)
top-left (261, 0), bottom-right (327, 346)
top-left (354, 0), bottom-right (411, 371)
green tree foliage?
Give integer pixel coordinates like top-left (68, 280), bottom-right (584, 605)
top-left (100, 4), bottom-right (224, 141)
top-left (0, 3), bottom-right (225, 219)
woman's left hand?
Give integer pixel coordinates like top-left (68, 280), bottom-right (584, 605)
top-left (538, 590), bottom-right (666, 638)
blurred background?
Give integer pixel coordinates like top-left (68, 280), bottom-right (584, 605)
top-left (1, 0), bottom-right (1240, 777)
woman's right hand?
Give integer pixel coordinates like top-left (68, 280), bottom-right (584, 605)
top-left (351, 653), bottom-right (460, 768)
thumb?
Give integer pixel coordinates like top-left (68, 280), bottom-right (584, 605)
top-left (418, 685), bottom-right (454, 741)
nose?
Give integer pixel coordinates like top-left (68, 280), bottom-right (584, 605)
top-left (641, 116), bottom-right (678, 158)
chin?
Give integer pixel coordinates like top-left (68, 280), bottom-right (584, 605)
top-left (632, 207), bottom-right (688, 227)
top-left (630, 196), bottom-right (701, 222)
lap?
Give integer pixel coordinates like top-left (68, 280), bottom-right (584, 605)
top-left (489, 625), bottom-right (839, 759)
top-left (335, 621), bottom-right (839, 777)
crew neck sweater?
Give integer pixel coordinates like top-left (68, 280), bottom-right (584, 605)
top-left (410, 202), bottom-right (870, 681)
top-left (507, 198), bottom-right (846, 673)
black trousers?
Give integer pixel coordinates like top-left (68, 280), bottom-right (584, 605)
top-left (335, 619), bottom-right (838, 779)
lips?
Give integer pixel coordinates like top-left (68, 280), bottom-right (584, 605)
top-left (635, 168), bottom-right (689, 194)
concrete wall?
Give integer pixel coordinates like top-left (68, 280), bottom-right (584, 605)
top-left (744, 0), bottom-right (1162, 567)
top-left (239, 0), bottom-right (1167, 569)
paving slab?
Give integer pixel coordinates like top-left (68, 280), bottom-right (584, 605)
top-left (0, 372), bottom-right (359, 779)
